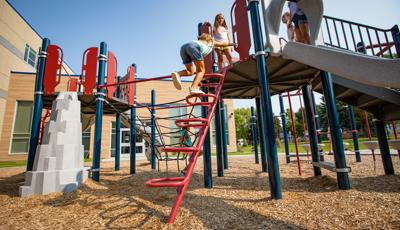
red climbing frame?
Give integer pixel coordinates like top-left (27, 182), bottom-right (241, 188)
top-left (145, 70), bottom-right (229, 223)
top-left (200, 22), bottom-right (214, 73)
top-left (118, 66), bottom-right (135, 106)
top-left (43, 45), bottom-right (63, 95)
top-left (67, 78), bottom-right (79, 92)
top-left (230, 0), bottom-right (251, 60)
top-left (106, 51), bottom-right (118, 98)
top-left (81, 47), bottom-right (98, 95)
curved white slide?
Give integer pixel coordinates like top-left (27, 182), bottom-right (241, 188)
top-left (282, 42), bottom-right (400, 88)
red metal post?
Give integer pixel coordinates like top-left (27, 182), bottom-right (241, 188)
top-left (287, 91), bottom-right (301, 175)
top-left (299, 93), bottom-right (309, 160)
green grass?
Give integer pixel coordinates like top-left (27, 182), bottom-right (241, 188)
top-left (232, 138), bottom-right (379, 155)
top-left (0, 161), bottom-right (27, 168)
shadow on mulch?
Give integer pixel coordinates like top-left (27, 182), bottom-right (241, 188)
top-left (41, 170), bottom-right (305, 229)
top-left (0, 172), bottom-right (25, 197)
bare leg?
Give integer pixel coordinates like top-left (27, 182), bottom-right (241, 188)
top-left (299, 22), bottom-right (311, 44)
top-left (191, 60), bottom-right (205, 88)
top-left (177, 63), bottom-right (195, 76)
top-left (294, 28), bottom-right (303, 43)
top-left (223, 48), bottom-right (233, 65)
top-left (216, 49), bottom-right (224, 69)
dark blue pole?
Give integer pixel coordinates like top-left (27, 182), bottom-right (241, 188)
top-left (215, 100), bottom-right (224, 177)
top-left (201, 86), bottom-right (213, 188)
top-left (27, 38), bottom-right (50, 171)
top-left (310, 90), bottom-right (324, 161)
top-left (115, 112), bottom-right (121, 171)
top-left (320, 71), bottom-right (350, 190)
top-left (255, 97), bottom-right (268, 172)
top-left (302, 85), bottom-right (322, 176)
top-left (199, 22), bottom-right (213, 188)
top-left (279, 94), bottom-right (290, 163)
top-left (391, 25), bottom-right (400, 57)
top-left (220, 99), bottom-right (229, 169)
top-left (92, 42), bottom-right (107, 181)
top-left (374, 119), bottom-right (394, 174)
top-left (251, 106), bottom-right (259, 164)
top-left (249, 0), bottom-right (282, 199)
top-left (130, 64), bottom-right (137, 174)
top-left (347, 105), bottom-right (361, 162)
top-left (115, 76), bottom-right (121, 171)
top-left (151, 89), bottom-right (156, 170)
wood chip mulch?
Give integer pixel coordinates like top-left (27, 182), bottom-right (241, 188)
top-left (0, 155), bottom-right (399, 229)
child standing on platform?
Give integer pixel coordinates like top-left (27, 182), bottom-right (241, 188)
top-left (287, 0), bottom-right (311, 44)
top-left (282, 11), bottom-right (295, 41)
top-left (171, 32), bottom-right (234, 95)
top-left (213, 13), bottom-right (234, 69)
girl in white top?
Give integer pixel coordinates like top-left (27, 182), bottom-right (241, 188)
top-left (213, 13), bottom-right (234, 69)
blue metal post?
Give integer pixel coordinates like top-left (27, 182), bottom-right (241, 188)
top-left (130, 64), bottom-right (137, 174)
top-left (302, 85), bottom-right (322, 176)
top-left (151, 89), bottom-right (156, 170)
top-left (279, 94), bottom-right (290, 163)
top-left (256, 97), bottom-right (268, 172)
top-left (251, 106), bottom-right (259, 164)
top-left (201, 86), bottom-right (213, 188)
top-left (347, 105), bottom-right (361, 162)
top-left (115, 112), bottom-right (121, 171)
top-left (249, 0), bottom-right (282, 199)
top-left (198, 22), bottom-right (213, 188)
top-left (220, 99), bottom-right (229, 169)
top-left (374, 119), bottom-right (394, 175)
top-left (215, 100), bottom-right (224, 177)
top-left (27, 38), bottom-right (50, 171)
top-left (310, 90), bottom-right (324, 161)
top-left (115, 76), bottom-right (121, 171)
top-left (320, 71), bottom-right (350, 190)
top-left (92, 42), bottom-right (107, 181)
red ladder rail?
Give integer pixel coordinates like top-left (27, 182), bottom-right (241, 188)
top-left (145, 71), bottom-right (227, 223)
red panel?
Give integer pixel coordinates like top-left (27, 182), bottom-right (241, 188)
top-left (118, 66), bottom-right (135, 106)
top-left (231, 0), bottom-right (251, 60)
top-left (68, 78), bottom-right (79, 92)
top-left (43, 45), bottom-right (62, 95)
top-left (200, 23), bottom-right (214, 73)
top-left (81, 47), bottom-right (98, 95)
top-left (107, 51), bottom-right (117, 98)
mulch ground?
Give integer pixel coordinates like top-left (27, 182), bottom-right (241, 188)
top-left (0, 154), bottom-right (399, 229)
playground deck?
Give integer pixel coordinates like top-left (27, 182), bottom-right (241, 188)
top-left (1, 155), bottom-right (399, 229)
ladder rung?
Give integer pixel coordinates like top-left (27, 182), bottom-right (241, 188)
top-left (175, 118), bottom-right (208, 128)
top-left (145, 177), bottom-right (185, 187)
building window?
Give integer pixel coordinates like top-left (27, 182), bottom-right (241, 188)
top-left (11, 101), bottom-right (33, 153)
top-left (24, 44), bottom-right (37, 68)
top-left (169, 105), bottom-right (202, 146)
top-left (82, 128), bottom-right (91, 158)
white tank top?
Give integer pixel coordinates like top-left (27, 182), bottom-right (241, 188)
top-left (213, 26), bottom-right (229, 43)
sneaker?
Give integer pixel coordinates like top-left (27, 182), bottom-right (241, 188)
top-left (189, 87), bottom-right (205, 95)
top-left (171, 72), bottom-right (182, 90)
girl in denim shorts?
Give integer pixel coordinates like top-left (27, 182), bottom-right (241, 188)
top-left (288, 0), bottom-right (311, 44)
top-left (171, 32), bottom-right (234, 95)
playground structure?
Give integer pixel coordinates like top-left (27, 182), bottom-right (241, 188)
top-left (22, 0), bottom-right (400, 224)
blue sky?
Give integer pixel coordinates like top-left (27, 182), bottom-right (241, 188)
top-left (8, 0), bottom-right (400, 114)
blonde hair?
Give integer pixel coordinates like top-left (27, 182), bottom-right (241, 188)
top-left (198, 33), bottom-right (213, 44)
top-left (214, 13), bottom-right (228, 29)
top-left (282, 12), bottom-right (290, 24)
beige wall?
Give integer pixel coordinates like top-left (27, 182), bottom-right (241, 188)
top-left (0, 73), bottom-right (237, 161)
top-left (0, 0), bottom-right (74, 143)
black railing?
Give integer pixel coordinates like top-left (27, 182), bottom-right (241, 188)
top-left (322, 15), bottom-right (400, 59)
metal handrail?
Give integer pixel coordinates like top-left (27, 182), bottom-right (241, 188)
top-left (322, 15), bottom-right (399, 59)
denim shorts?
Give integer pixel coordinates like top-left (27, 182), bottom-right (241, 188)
top-left (180, 42), bottom-right (203, 64)
top-left (292, 14), bottom-right (308, 28)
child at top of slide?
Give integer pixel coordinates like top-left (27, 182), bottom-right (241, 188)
top-left (213, 13), bottom-right (234, 69)
top-left (171, 30), bottom-right (235, 95)
top-left (282, 11), bottom-right (295, 41)
top-left (287, 0), bottom-right (311, 44)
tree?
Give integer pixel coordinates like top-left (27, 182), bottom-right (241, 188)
top-left (234, 108), bottom-right (252, 144)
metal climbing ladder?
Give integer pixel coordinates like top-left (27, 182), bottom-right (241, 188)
top-left (145, 71), bottom-right (227, 223)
